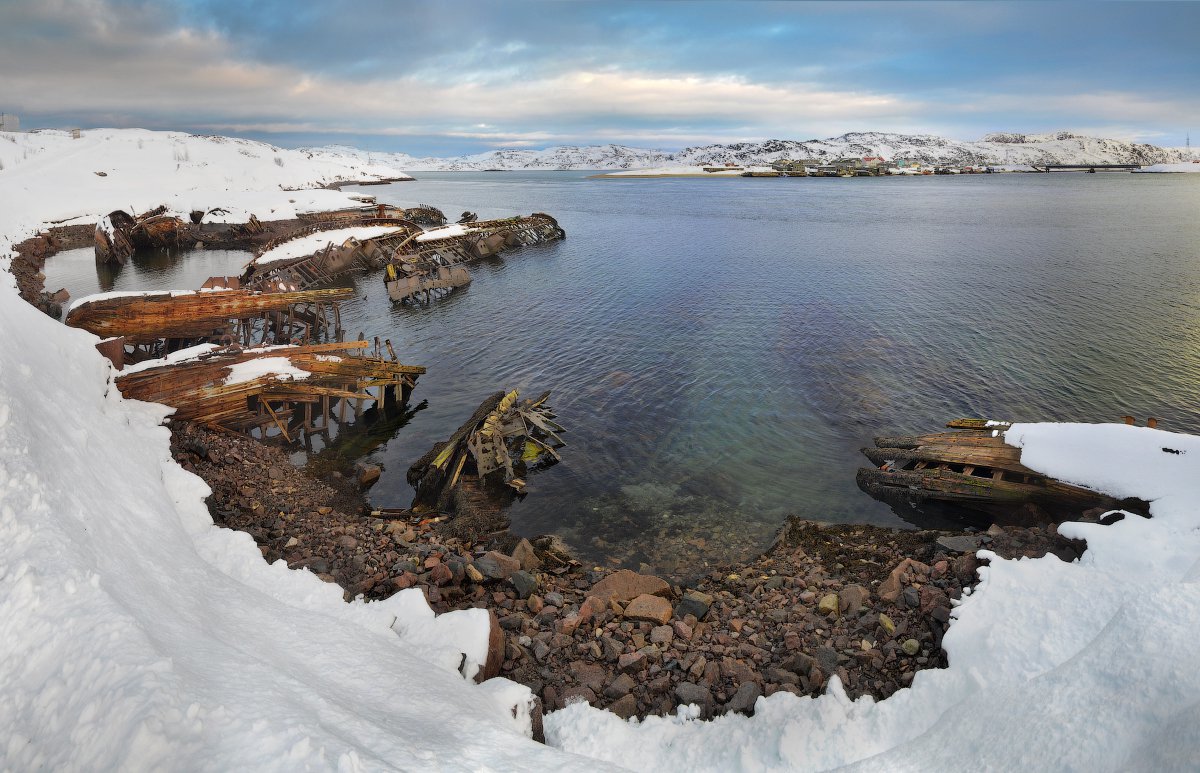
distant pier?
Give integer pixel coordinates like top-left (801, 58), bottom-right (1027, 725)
top-left (1029, 164), bottom-right (1142, 173)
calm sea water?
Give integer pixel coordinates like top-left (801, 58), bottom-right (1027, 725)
top-left (46, 172), bottom-right (1200, 574)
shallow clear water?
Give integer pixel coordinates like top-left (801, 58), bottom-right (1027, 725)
top-left (46, 172), bottom-right (1200, 574)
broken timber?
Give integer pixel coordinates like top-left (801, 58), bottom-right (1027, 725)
top-left (114, 340), bottom-right (425, 438)
top-left (857, 418), bottom-right (1128, 519)
top-left (240, 218), bottom-right (424, 291)
top-left (382, 213), bottom-right (566, 303)
top-left (408, 390), bottom-right (565, 514)
top-left (95, 206), bottom-right (193, 266)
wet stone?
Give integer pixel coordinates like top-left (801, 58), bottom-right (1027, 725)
top-left (510, 570), bottom-right (538, 599)
top-left (675, 590), bottom-right (713, 621)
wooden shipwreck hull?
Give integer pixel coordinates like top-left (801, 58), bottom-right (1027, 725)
top-left (66, 287), bottom-right (354, 345)
top-left (115, 341), bottom-right (425, 437)
top-left (857, 419), bottom-right (1123, 518)
top-left (95, 206), bottom-right (192, 266)
top-left (381, 213), bottom-right (566, 303)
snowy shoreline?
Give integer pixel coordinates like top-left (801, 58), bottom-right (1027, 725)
top-left (2, 128), bottom-right (1199, 770)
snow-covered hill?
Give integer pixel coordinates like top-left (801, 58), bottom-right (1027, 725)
top-left (329, 131), bottom-right (1190, 171)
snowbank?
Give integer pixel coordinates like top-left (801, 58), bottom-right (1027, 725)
top-left (0, 129), bottom-right (592, 771)
top-left (545, 422), bottom-right (1200, 770)
top-left (414, 222), bottom-right (475, 241)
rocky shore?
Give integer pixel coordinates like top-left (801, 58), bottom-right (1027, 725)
top-left (169, 420), bottom-right (1092, 721)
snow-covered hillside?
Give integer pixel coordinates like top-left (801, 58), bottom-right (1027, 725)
top-left (331, 131), bottom-right (1190, 171)
top-left (0, 129), bottom-right (411, 233)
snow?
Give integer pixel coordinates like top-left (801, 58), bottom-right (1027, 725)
top-left (3, 126), bottom-right (1199, 770)
top-left (254, 225), bottom-right (407, 265)
top-left (414, 223), bottom-right (475, 241)
top-left (121, 343), bottom-right (223, 375)
top-left (1134, 161), bottom-right (1200, 173)
top-left (545, 422), bottom-right (1200, 770)
top-left (320, 131), bottom-right (1189, 172)
top-left (222, 356), bottom-right (310, 385)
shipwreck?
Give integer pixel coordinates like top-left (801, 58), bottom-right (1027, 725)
top-left (857, 418), bottom-right (1138, 522)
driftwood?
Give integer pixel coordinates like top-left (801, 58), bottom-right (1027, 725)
top-left (857, 419), bottom-right (1129, 519)
top-left (408, 390), bottom-right (564, 513)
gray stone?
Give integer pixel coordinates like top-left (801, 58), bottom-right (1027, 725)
top-left (937, 535), bottom-right (981, 553)
top-left (814, 646), bottom-right (840, 675)
top-left (903, 587), bottom-right (921, 609)
top-left (763, 576), bottom-right (786, 591)
top-left (723, 682), bottom-right (762, 716)
top-left (781, 652), bottom-right (815, 676)
top-left (902, 638), bottom-right (920, 656)
top-left (509, 570), bottom-right (538, 599)
top-left (675, 590), bottom-right (713, 621)
top-left (475, 551), bottom-right (520, 580)
top-left (674, 682), bottom-right (713, 711)
top-left (604, 673), bottom-right (637, 699)
top-left (544, 591), bottom-right (564, 608)
top-left (649, 625), bottom-right (674, 645)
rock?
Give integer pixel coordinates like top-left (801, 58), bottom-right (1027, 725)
top-left (675, 590), bottom-right (713, 621)
top-left (919, 586), bottom-right (950, 615)
top-left (600, 635), bottom-right (624, 661)
top-left (559, 686), bottom-right (597, 707)
top-left (903, 587), bottom-right (920, 609)
top-left (814, 646), bottom-right (840, 675)
top-left (544, 591), bottom-right (564, 608)
top-left (650, 625), bottom-right (674, 645)
top-left (878, 613), bottom-right (896, 636)
top-left (475, 551), bottom-right (520, 580)
top-left (429, 562), bottom-right (453, 586)
top-left (901, 638), bottom-right (920, 656)
top-left (510, 570), bottom-right (538, 599)
top-left (590, 570), bottom-right (670, 603)
top-left (818, 593), bottom-right (839, 617)
top-left (336, 535), bottom-right (358, 549)
top-left (937, 535), bottom-right (981, 553)
top-left (879, 558), bottom-right (931, 603)
top-left (267, 466), bottom-right (285, 480)
top-left (358, 464), bottom-right (381, 487)
top-left (569, 661), bottom-right (607, 693)
top-left (578, 595), bottom-right (608, 624)
top-left (674, 682), bottom-right (713, 716)
top-left (464, 563), bottom-right (485, 583)
top-left (781, 652), bottom-right (815, 676)
top-left (723, 682), bottom-right (762, 716)
top-left (603, 673), bottom-right (637, 699)
top-left (838, 584), bottom-right (869, 615)
top-left (624, 594), bottom-right (673, 624)
top-left (609, 694), bottom-right (638, 720)
top-left (672, 620), bottom-right (693, 640)
top-left (511, 538), bottom-right (542, 571)
top-left (527, 594), bottom-right (544, 614)
top-left (763, 576), bottom-right (786, 591)
top-left (953, 554), bottom-right (980, 583)
top-left (618, 652), bottom-right (645, 673)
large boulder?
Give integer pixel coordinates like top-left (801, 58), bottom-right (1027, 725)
top-left (590, 570), bottom-right (670, 603)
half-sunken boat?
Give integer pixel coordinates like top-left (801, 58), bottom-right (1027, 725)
top-left (857, 418), bottom-right (1125, 517)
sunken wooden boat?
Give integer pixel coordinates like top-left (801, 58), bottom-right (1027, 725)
top-left (857, 418), bottom-right (1123, 517)
top-left (379, 213), bottom-right (566, 304)
top-left (95, 206), bottom-right (193, 266)
top-left (66, 287), bottom-right (354, 346)
top-left (114, 340), bottom-right (425, 437)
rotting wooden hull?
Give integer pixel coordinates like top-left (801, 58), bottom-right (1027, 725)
top-left (114, 341), bottom-right (425, 437)
top-left (858, 420), bottom-right (1123, 517)
top-left (385, 266), bottom-right (471, 303)
top-left (66, 288), bottom-right (354, 344)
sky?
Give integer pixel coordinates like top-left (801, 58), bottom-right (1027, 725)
top-left (0, 0), bottom-right (1197, 156)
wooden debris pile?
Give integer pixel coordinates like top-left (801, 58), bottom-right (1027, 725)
top-left (115, 340), bottom-right (424, 439)
top-left (408, 390), bottom-right (565, 513)
top-left (857, 418), bottom-right (1130, 520)
top-left (95, 206), bottom-right (193, 266)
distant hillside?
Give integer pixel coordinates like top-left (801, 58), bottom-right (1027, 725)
top-left (323, 131), bottom-right (1190, 171)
